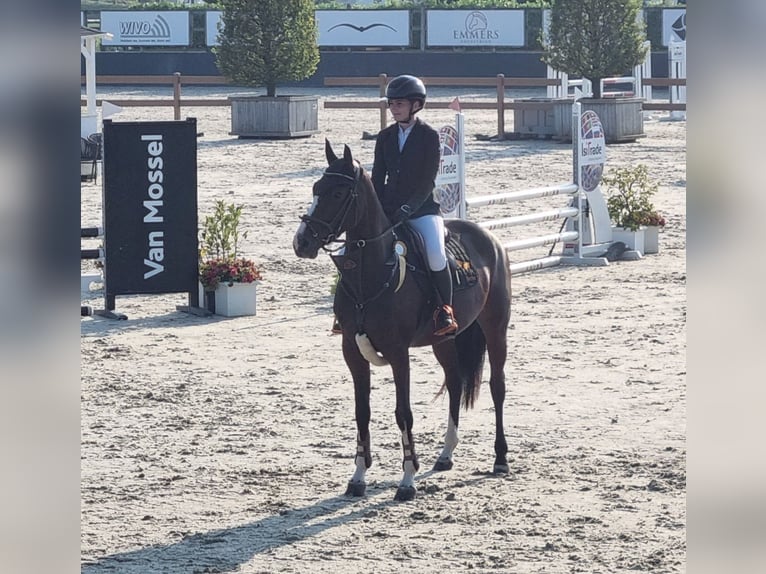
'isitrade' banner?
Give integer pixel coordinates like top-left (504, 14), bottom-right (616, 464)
top-left (101, 11), bottom-right (190, 46)
top-left (427, 10), bottom-right (524, 47)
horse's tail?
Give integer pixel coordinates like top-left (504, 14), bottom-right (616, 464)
top-left (455, 320), bottom-right (486, 410)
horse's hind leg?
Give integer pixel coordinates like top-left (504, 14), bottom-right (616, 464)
top-left (432, 342), bottom-right (462, 471)
top-left (486, 330), bottom-right (509, 474)
top-left (479, 307), bottom-right (510, 474)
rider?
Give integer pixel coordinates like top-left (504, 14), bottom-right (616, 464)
top-left (371, 74), bottom-right (458, 337)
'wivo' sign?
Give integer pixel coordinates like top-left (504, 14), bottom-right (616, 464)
top-left (102, 119), bottom-right (199, 315)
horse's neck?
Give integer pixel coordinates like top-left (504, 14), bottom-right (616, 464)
top-left (345, 179), bottom-right (393, 276)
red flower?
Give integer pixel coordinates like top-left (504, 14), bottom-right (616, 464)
top-left (199, 257), bottom-right (262, 290)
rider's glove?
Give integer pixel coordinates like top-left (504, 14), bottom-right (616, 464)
top-left (392, 204), bottom-right (412, 224)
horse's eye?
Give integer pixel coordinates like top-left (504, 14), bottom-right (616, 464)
top-left (333, 188), bottom-right (345, 200)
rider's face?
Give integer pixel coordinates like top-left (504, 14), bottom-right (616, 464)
top-left (388, 99), bottom-right (414, 122)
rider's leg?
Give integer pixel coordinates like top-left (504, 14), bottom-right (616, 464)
top-left (408, 215), bottom-right (457, 336)
top-left (432, 263), bottom-right (458, 336)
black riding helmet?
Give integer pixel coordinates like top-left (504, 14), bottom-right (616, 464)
top-left (385, 75), bottom-right (427, 104)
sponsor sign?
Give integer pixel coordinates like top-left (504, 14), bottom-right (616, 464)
top-left (578, 110), bottom-right (606, 192)
top-left (102, 120), bottom-right (198, 298)
top-left (206, 11), bottom-right (222, 46)
top-left (316, 10), bottom-right (409, 46)
top-left (435, 123), bottom-right (463, 219)
top-left (427, 10), bottom-right (524, 47)
top-left (662, 9), bottom-right (686, 45)
top-left (101, 11), bottom-right (190, 46)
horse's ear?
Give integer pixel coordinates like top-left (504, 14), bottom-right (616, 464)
top-left (343, 144), bottom-right (353, 164)
top-left (325, 139), bottom-right (338, 165)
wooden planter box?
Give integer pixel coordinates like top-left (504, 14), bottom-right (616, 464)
top-left (512, 98), bottom-right (557, 137)
top-left (229, 95), bottom-right (319, 139)
top-left (552, 97), bottom-right (645, 143)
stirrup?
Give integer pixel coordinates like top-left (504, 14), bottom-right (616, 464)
top-left (433, 305), bottom-right (458, 336)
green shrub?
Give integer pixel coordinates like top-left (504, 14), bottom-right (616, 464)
top-left (215, 0), bottom-right (319, 97)
top-left (602, 164), bottom-right (662, 231)
top-left (542, 0), bottom-right (648, 98)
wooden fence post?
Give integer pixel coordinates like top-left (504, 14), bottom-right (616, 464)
top-left (496, 74), bottom-right (505, 140)
top-left (173, 72), bottom-right (181, 120)
top-left (378, 73), bottom-right (388, 132)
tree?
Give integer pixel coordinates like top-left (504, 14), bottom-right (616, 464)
top-left (542, 0), bottom-right (647, 98)
top-left (215, 0), bottom-right (319, 97)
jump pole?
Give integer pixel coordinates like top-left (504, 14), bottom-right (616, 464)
top-left (440, 100), bottom-right (612, 274)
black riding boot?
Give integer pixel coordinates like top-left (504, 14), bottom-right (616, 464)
top-left (432, 266), bottom-right (458, 336)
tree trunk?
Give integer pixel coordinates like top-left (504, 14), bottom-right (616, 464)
top-left (267, 83), bottom-right (277, 97)
top-left (590, 77), bottom-right (602, 99)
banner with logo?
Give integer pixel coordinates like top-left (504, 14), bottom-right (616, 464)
top-left (102, 119), bottom-right (198, 299)
top-left (101, 11), bottom-right (190, 46)
top-left (578, 110), bottom-right (606, 193)
top-left (206, 11), bottom-right (222, 46)
top-left (435, 112), bottom-right (465, 219)
top-left (316, 10), bottom-right (410, 47)
top-left (662, 9), bottom-right (686, 45)
top-left (427, 10), bottom-right (524, 47)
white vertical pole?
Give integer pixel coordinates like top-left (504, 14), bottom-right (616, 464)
top-left (669, 41), bottom-right (687, 120)
top-left (85, 38), bottom-right (96, 117)
top-left (572, 102), bottom-right (583, 258)
top-left (641, 41), bottom-right (652, 101)
top-left (546, 65), bottom-right (555, 99)
top-left (456, 112), bottom-right (466, 219)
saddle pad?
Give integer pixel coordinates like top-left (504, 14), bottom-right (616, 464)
top-left (446, 232), bottom-right (478, 290)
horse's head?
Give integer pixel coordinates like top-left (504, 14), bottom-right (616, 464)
top-left (293, 140), bottom-right (363, 259)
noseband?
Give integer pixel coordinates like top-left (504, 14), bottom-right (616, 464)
top-left (299, 167), bottom-right (360, 251)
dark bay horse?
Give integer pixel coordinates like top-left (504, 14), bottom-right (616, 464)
top-left (293, 141), bottom-right (512, 501)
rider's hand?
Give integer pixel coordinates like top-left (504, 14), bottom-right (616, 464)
top-left (393, 204), bottom-right (412, 224)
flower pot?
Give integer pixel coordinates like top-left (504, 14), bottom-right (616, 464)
top-left (611, 226), bottom-right (645, 255)
top-left (199, 281), bottom-right (259, 317)
top-left (643, 226), bottom-right (660, 254)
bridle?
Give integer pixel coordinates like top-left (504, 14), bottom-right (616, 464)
top-left (300, 161), bottom-right (405, 325)
top-left (300, 163), bottom-right (399, 253)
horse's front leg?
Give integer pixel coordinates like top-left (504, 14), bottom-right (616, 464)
top-left (342, 336), bottom-right (372, 497)
top-left (390, 350), bottom-right (419, 501)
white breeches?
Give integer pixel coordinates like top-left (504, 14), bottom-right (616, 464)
top-left (407, 214), bottom-right (447, 272)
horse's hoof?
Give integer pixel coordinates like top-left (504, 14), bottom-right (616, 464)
top-left (433, 458), bottom-right (453, 471)
top-left (493, 462), bottom-right (509, 475)
top-left (345, 480), bottom-right (366, 497)
top-left (394, 485), bottom-right (417, 501)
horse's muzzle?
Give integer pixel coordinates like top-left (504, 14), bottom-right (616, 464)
top-left (293, 227), bottom-right (319, 259)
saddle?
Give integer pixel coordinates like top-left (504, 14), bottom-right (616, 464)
top-left (396, 224), bottom-right (478, 293)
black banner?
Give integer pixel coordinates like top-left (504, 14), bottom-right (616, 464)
top-left (102, 119), bottom-right (198, 306)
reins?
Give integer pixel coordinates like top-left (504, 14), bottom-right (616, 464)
top-left (302, 164), bottom-right (400, 253)
top-left (304, 162), bottom-right (404, 331)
